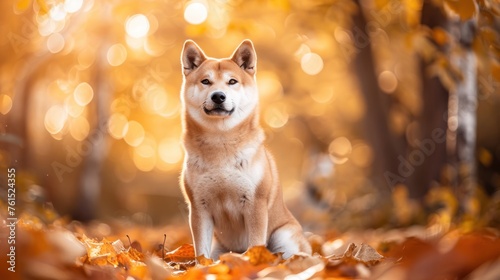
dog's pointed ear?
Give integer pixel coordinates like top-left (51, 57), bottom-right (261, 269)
top-left (231, 40), bottom-right (256, 75)
top-left (181, 40), bottom-right (207, 76)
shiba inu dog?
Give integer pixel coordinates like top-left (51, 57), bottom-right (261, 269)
top-left (180, 39), bottom-right (311, 260)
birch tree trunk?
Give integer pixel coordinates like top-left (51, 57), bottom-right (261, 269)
top-left (449, 19), bottom-right (478, 215)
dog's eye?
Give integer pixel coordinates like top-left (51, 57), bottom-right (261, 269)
top-left (228, 79), bottom-right (238, 85)
top-left (201, 79), bottom-right (211, 85)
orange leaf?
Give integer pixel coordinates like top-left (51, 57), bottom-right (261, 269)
top-left (128, 260), bottom-right (148, 279)
top-left (164, 244), bottom-right (195, 262)
top-left (196, 254), bottom-right (214, 266)
top-left (207, 263), bottom-right (230, 275)
top-left (243, 245), bottom-right (279, 266)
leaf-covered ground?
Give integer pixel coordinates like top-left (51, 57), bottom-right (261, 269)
top-left (1, 211), bottom-right (500, 280)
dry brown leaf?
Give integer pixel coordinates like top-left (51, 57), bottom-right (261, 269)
top-left (284, 254), bottom-right (325, 275)
top-left (146, 255), bottom-right (173, 279)
top-left (81, 237), bottom-right (119, 267)
top-left (353, 243), bottom-right (384, 266)
top-left (327, 242), bottom-right (357, 261)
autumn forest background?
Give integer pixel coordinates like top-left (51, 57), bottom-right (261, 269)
top-left (1, 0), bottom-right (500, 279)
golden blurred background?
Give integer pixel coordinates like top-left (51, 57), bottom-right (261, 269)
top-left (1, 0), bottom-right (500, 231)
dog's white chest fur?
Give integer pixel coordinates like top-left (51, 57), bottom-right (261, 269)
top-left (184, 140), bottom-right (264, 252)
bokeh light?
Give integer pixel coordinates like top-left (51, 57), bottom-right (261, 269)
top-left (264, 104), bottom-right (289, 128)
top-left (141, 85), bottom-right (168, 114)
top-left (0, 95), bottom-right (13, 115)
top-left (184, 2), bottom-right (208, 25)
top-left (49, 4), bottom-right (66, 21)
top-left (311, 84), bottom-right (335, 103)
top-left (159, 138), bottom-right (183, 164)
top-left (47, 33), bottom-right (65, 53)
top-left (64, 0), bottom-right (83, 13)
top-left (64, 95), bottom-right (85, 118)
top-left (328, 137), bottom-right (352, 164)
top-left (126, 14), bottom-right (150, 38)
top-left (107, 44), bottom-right (128, 67)
top-left (108, 113), bottom-right (129, 140)
top-left (301, 53), bottom-right (324, 75)
top-left (69, 116), bottom-right (90, 141)
top-left (73, 82), bottom-right (94, 106)
top-left (257, 71), bottom-right (283, 99)
top-left (378, 70), bottom-right (398, 93)
top-left (124, 120), bottom-right (145, 147)
top-left (45, 105), bottom-right (68, 135)
top-left (133, 135), bottom-right (157, 171)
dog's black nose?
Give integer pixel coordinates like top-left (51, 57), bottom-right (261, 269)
top-left (211, 92), bottom-right (226, 104)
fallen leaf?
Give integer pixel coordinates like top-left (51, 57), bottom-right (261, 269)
top-left (164, 244), bottom-right (195, 262)
top-left (146, 255), bottom-right (173, 279)
top-left (353, 243), bottom-right (384, 266)
top-left (243, 245), bottom-right (279, 266)
top-left (196, 254), bottom-right (214, 266)
top-left (81, 237), bottom-right (120, 267)
top-left (207, 263), bottom-right (230, 275)
top-left (46, 230), bottom-right (86, 265)
top-left (285, 262), bottom-right (325, 280)
top-left (128, 260), bottom-right (148, 279)
top-left (219, 252), bottom-right (250, 268)
top-left (284, 254), bottom-right (325, 274)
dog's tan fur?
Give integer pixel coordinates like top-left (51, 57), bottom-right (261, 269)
top-left (180, 39), bottom-right (311, 259)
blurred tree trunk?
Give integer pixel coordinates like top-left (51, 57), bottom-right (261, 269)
top-left (413, 1), bottom-right (450, 199)
top-left (350, 0), bottom-right (478, 211)
top-left (7, 53), bottom-right (51, 170)
top-left (71, 7), bottom-right (112, 221)
top-left (350, 0), bottom-right (402, 192)
top-left (71, 56), bottom-right (110, 222)
top-left (416, 1), bottom-right (478, 210)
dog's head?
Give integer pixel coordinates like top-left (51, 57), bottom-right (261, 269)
top-left (180, 40), bottom-right (258, 131)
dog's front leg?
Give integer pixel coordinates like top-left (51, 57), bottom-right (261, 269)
top-left (245, 197), bottom-right (268, 247)
top-left (189, 206), bottom-right (213, 258)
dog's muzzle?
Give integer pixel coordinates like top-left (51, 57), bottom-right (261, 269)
top-left (203, 91), bottom-right (235, 117)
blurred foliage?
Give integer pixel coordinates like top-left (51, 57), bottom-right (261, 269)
top-left (0, 0), bottom-right (499, 231)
